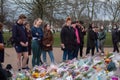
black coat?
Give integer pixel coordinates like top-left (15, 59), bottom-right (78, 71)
top-left (0, 31), bottom-right (4, 63)
top-left (112, 29), bottom-right (119, 43)
top-left (118, 30), bottom-right (120, 42)
top-left (87, 29), bottom-right (96, 48)
top-left (61, 25), bottom-right (77, 50)
top-left (12, 22), bottom-right (28, 45)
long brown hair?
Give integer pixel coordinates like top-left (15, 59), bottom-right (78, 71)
top-left (24, 22), bottom-right (30, 31)
top-left (43, 24), bottom-right (52, 38)
top-left (44, 24), bottom-right (48, 31)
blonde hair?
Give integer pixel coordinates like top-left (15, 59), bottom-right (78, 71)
top-left (33, 18), bottom-right (42, 26)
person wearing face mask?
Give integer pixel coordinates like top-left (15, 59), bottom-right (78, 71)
top-left (112, 24), bottom-right (119, 53)
top-left (98, 25), bottom-right (106, 55)
top-left (86, 23), bottom-right (96, 56)
top-left (31, 18), bottom-right (43, 67)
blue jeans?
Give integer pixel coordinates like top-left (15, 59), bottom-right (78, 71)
top-left (42, 50), bottom-right (55, 63)
top-left (62, 50), bottom-right (68, 61)
top-left (95, 40), bottom-right (99, 52)
top-left (62, 49), bottom-right (74, 61)
top-left (68, 50), bottom-right (74, 60)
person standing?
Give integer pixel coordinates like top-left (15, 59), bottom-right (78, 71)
top-left (71, 21), bottom-right (80, 59)
top-left (76, 21), bottom-right (86, 58)
top-left (31, 18), bottom-right (43, 67)
top-left (61, 17), bottom-right (77, 60)
top-left (61, 17), bottom-right (71, 61)
top-left (86, 23), bottom-right (96, 56)
top-left (98, 25), bottom-right (106, 55)
top-left (24, 22), bottom-right (32, 66)
top-left (0, 23), bottom-right (4, 64)
top-left (94, 26), bottom-right (99, 53)
top-left (118, 27), bottom-right (120, 42)
top-left (42, 24), bottom-right (55, 64)
top-left (12, 14), bottom-right (28, 70)
top-left (112, 24), bottom-right (119, 53)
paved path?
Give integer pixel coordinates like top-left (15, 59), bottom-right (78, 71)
top-left (3, 47), bottom-right (113, 70)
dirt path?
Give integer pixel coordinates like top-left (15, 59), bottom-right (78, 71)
top-left (3, 47), bottom-right (113, 70)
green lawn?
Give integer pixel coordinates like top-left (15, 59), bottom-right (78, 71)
top-left (3, 32), bottom-right (113, 47)
top-left (53, 32), bottom-right (113, 47)
top-left (3, 32), bottom-right (12, 47)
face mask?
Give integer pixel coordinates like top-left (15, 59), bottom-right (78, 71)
top-left (101, 27), bottom-right (104, 29)
top-left (113, 27), bottom-right (116, 29)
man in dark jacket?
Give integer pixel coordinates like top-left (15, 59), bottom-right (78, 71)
top-left (12, 14), bottom-right (28, 70)
top-left (112, 25), bottom-right (119, 53)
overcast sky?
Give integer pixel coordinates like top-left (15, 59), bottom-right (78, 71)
top-left (7, 0), bottom-right (119, 21)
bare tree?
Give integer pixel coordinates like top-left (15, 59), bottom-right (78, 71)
top-left (0, 0), bottom-right (7, 23)
top-left (105, 0), bottom-right (120, 22)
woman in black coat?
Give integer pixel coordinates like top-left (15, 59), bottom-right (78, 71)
top-left (61, 17), bottom-right (77, 60)
top-left (112, 25), bottom-right (119, 53)
top-left (0, 22), bottom-right (4, 63)
top-left (86, 23), bottom-right (96, 56)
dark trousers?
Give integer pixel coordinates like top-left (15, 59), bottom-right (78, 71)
top-left (32, 40), bottom-right (42, 67)
top-left (72, 50), bottom-right (78, 59)
top-left (73, 43), bottom-right (84, 58)
top-left (79, 44), bottom-right (84, 57)
top-left (72, 44), bottom-right (84, 58)
top-left (0, 50), bottom-right (4, 63)
top-left (73, 45), bottom-right (79, 59)
top-left (86, 46), bottom-right (95, 56)
top-left (113, 41), bottom-right (119, 52)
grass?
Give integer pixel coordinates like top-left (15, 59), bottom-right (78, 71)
top-left (3, 32), bottom-right (12, 47)
top-left (3, 31), bottom-right (113, 47)
top-left (53, 32), bottom-right (61, 47)
top-left (53, 32), bottom-right (113, 47)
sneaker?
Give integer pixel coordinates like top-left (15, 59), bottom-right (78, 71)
top-left (25, 66), bottom-right (30, 70)
top-left (101, 53), bottom-right (104, 56)
top-left (18, 69), bottom-right (21, 71)
top-left (22, 66), bottom-right (30, 70)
